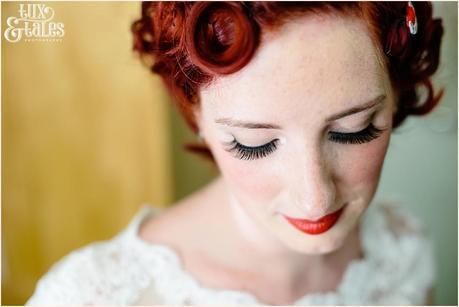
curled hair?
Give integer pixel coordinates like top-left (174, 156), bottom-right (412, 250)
top-left (185, 2), bottom-right (260, 75)
top-left (131, 1), bottom-right (444, 162)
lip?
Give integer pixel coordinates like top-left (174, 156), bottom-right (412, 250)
top-left (282, 206), bottom-right (345, 235)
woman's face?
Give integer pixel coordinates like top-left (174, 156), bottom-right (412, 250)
top-left (196, 14), bottom-right (396, 254)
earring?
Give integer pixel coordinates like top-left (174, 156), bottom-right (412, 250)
top-left (198, 131), bottom-right (205, 142)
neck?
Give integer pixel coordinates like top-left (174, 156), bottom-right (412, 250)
top-left (210, 175), bottom-right (364, 289)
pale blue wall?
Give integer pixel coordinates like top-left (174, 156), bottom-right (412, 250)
top-left (374, 2), bottom-right (458, 305)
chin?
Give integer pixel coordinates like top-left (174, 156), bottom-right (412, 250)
top-left (279, 232), bottom-right (347, 255)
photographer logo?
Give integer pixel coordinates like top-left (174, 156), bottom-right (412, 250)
top-left (4, 3), bottom-right (65, 43)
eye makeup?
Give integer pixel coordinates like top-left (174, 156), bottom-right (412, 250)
top-left (223, 122), bottom-right (386, 161)
top-left (224, 138), bottom-right (280, 160)
top-left (327, 123), bottom-right (384, 144)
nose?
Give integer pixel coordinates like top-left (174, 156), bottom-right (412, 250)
top-left (291, 147), bottom-right (336, 221)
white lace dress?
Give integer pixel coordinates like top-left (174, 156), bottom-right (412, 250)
top-left (26, 202), bottom-right (435, 305)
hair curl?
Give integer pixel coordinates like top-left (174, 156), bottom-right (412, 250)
top-left (131, 1), bottom-right (444, 162)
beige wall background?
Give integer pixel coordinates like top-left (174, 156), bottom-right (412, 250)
top-left (2, 2), bottom-right (176, 304)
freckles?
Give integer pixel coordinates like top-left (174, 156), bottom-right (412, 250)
top-left (216, 152), bottom-right (280, 202)
top-left (367, 134), bottom-right (391, 177)
top-left (343, 134), bottom-right (390, 185)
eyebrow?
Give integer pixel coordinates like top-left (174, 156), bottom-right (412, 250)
top-left (214, 118), bottom-right (282, 129)
top-left (214, 94), bottom-right (386, 130)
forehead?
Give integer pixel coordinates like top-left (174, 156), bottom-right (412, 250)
top-left (200, 13), bottom-right (390, 121)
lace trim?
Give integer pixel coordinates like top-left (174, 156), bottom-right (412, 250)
top-left (27, 202), bottom-right (435, 305)
top-left (120, 202), bottom-right (435, 305)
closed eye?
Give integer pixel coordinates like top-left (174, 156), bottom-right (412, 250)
top-left (224, 123), bottom-right (385, 161)
top-left (328, 123), bottom-right (384, 144)
top-left (224, 138), bottom-right (279, 160)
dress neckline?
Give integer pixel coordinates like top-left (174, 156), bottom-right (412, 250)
top-left (123, 203), bottom-right (384, 305)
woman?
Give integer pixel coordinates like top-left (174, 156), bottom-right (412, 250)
top-left (27, 1), bottom-right (444, 305)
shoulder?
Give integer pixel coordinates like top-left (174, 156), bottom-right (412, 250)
top-left (26, 206), bottom-right (164, 305)
top-left (365, 200), bottom-right (434, 245)
top-left (370, 201), bottom-right (436, 270)
top-left (138, 190), bottom-right (218, 252)
top-left (380, 201), bottom-right (436, 278)
top-left (26, 238), bottom-right (123, 305)
top-left (362, 201), bottom-right (436, 304)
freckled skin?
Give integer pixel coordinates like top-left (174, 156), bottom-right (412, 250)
top-left (196, 14), bottom-right (396, 257)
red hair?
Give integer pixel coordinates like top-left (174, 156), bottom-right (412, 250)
top-left (131, 2), bottom-right (444, 162)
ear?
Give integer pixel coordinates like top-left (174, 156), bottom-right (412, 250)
top-left (192, 104), bottom-right (204, 138)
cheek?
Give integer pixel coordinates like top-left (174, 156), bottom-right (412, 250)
top-left (212, 149), bottom-right (281, 202)
top-left (335, 132), bottom-right (390, 192)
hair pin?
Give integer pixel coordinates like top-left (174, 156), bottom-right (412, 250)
top-left (406, 1), bottom-right (418, 35)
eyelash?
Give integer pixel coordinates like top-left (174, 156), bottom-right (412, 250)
top-left (328, 123), bottom-right (384, 144)
top-left (226, 138), bottom-right (279, 161)
top-left (226, 123), bottom-right (384, 160)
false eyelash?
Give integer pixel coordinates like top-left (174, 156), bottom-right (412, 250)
top-left (226, 138), bottom-right (279, 160)
top-left (226, 124), bottom-right (383, 161)
top-left (328, 123), bottom-right (384, 144)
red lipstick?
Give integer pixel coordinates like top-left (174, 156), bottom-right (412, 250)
top-left (283, 206), bottom-right (345, 235)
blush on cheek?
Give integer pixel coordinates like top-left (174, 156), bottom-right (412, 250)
top-left (341, 133), bottom-right (390, 189)
top-left (214, 150), bottom-right (281, 203)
